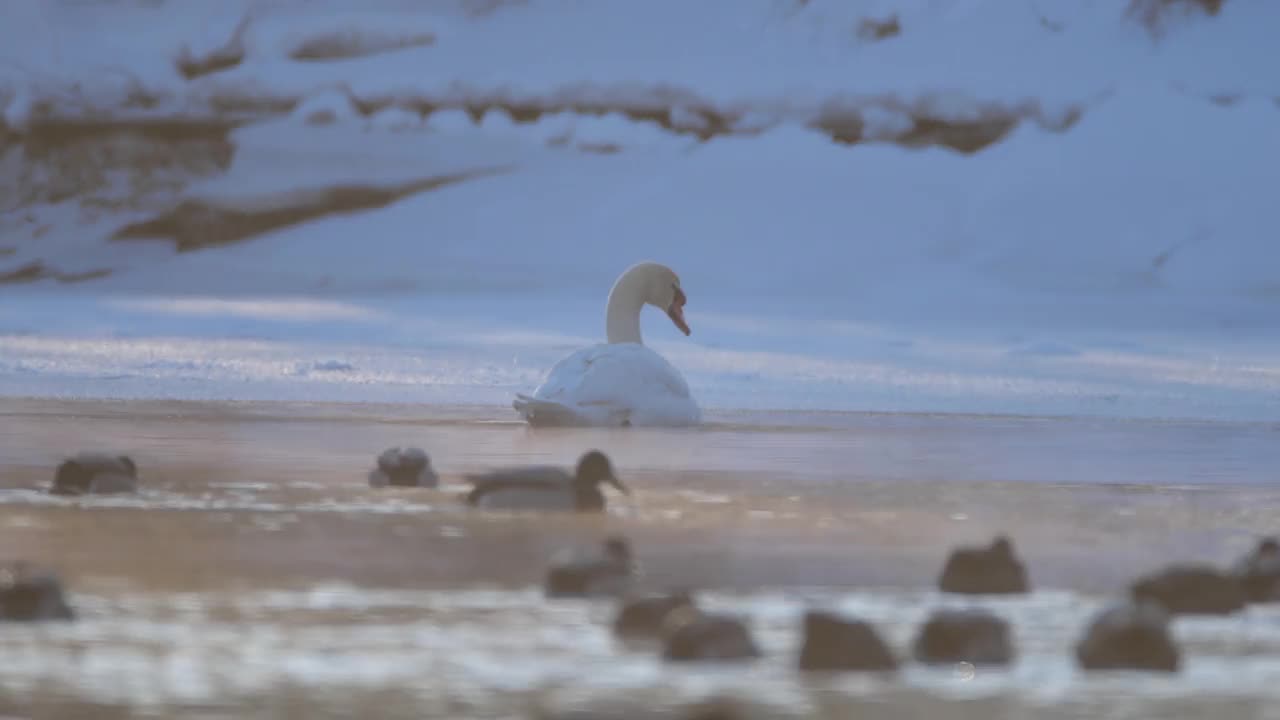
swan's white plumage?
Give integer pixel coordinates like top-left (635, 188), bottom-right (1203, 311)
top-left (515, 342), bottom-right (700, 427)
top-left (514, 261), bottom-right (701, 427)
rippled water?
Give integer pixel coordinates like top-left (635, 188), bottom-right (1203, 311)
top-left (2, 399), bottom-right (1279, 718)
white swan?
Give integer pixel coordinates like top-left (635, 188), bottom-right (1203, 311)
top-left (513, 262), bottom-right (701, 427)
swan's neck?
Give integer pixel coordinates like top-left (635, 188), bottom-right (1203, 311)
top-left (605, 273), bottom-right (646, 344)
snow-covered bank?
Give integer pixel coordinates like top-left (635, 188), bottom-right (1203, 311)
top-left (4, 0), bottom-right (1276, 142)
top-left (1, 1), bottom-right (1277, 422)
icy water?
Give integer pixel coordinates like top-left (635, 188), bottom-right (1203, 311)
top-left (2, 398), bottom-right (1280, 719)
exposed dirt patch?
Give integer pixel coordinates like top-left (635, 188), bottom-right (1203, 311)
top-left (289, 30), bottom-right (436, 62)
top-left (175, 14), bottom-right (250, 80)
top-left (1128, 0), bottom-right (1226, 37)
top-left (857, 15), bottom-right (901, 42)
top-left (0, 260), bottom-right (111, 285)
top-left (397, 99), bottom-right (1055, 153)
top-left (110, 166), bottom-right (513, 252)
top-left (1, 120), bottom-right (236, 214)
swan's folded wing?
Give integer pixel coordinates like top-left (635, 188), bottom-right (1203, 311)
top-left (513, 394), bottom-right (592, 426)
top-left (539, 344), bottom-right (690, 403)
top-left (521, 343), bottom-right (699, 427)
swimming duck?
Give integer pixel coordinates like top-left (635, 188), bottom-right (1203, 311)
top-left (938, 535), bottom-right (1029, 594)
top-left (1130, 563), bottom-right (1246, 615)
top-left (464, 450), bottom-right (629, 512)
top-left (367, 446), bottom-right (438, 488)
top-left (50, 452), bottom-right (138, 495)
top-left (545, 536), bottom-right (635, 598)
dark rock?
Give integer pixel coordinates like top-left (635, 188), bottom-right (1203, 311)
top-left (1076, 602), bottom-right (1179, 672)
top-left (663, 612), bottom-right (761, 662)
top-left (367, 447), bottom-right (438, 488)
top-left (1232, 537), bottom-right (1280, 603)
top-left (613, 590), bottom-right (698, 639)
top-left (912, 609), bottom-right (1014, 666)
top-left (0, 563), bottom-right (75, 621)
top-left (798, 610), bottom-right (897, 672)
top-left (938, 535), bottom-right (1029, 595)
top-left (545, 536), bottom-right (634, 598)
top-left (51, 453), bottom-right (138, 495)
top-left (1130, 564), bottom-right (1246, 615)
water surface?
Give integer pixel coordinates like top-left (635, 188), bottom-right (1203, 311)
top-left (1, 399), bottom-right (1277, 718)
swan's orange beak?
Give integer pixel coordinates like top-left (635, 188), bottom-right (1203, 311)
top-left (667, 287), bottom-right (690, 336)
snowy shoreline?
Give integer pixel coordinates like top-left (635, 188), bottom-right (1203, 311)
top-left (2, 0), bottom-right (1277, 422)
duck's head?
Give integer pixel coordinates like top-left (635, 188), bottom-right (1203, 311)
top-left (576, 450), bottom-right (629, 495)
top-left (990, 535), bottom-right (1014, 556)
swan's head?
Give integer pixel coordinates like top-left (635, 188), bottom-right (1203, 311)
top-left (641, 264), bottom-right (690, 336)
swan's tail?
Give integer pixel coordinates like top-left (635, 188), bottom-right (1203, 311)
top-left (513, 393), bottom-right (584, 426)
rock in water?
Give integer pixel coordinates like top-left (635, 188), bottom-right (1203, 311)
top-left (1232, 537), bottom-right (1280, 603)
top-left (1130, 564), bottom-right (1245, 615)
top-left (663, 612), bottom-right (760, 662)
top-left (51, 453), bottom-right (138, 495)
top-left (0, 563), bottom-right (75, 621)
top-left (938, 535), bottom-right (1030, 594)
top-left (912, 609), bottom-right (1014, 666)
top-left (613, 590), bottom-right (698, 639)
top-left (1076, 602), bottom-right (1179, 672)
top-left (367, 447), bottom-right (438, 488)
top-left (545, 536), bottom-right (634, 598)
top-left (798, 610), bottom-right (897, 672)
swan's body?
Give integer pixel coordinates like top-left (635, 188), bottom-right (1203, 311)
top-left (514, 262), bottom-right (701, 427)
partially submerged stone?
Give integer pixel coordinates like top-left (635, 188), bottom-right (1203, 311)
top-left (663, 612), bottom-right (761, 663)
top-left (0, 563), bottom-right (75, 621)
top-left (367, 446), bottom-right (438, 488)
top-left (613, 590), bottom-right (698, 640)
top-left (798, 610), bottom-right (897, 672)
top-left (1076, 601), bottom-right (1179, 672)
top-left (51, 453), bottom-right (138, 495)
top-left (912, 608), bottom-right (1014, 666)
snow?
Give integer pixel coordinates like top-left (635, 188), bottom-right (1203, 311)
top-left (290, 88), bottom-right (360, 126)
top-left (1, 0), bottom-right (1278, 423)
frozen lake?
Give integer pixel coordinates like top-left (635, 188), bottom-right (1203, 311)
top-left (3, 1), bottom-right (1279, 716)
top-left (2, 399), bottom-right (1279, 718)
